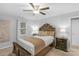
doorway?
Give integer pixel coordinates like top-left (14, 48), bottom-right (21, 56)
top-left (71, 18), bottom-right (79, 49)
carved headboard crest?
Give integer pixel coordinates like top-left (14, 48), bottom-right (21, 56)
top-left (39, 23), bottom-right (55, 31)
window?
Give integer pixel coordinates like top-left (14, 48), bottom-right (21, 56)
top-left (18, 22), bottom-right (27, 34)
top-left (20, 22), bottom-right (26, 34)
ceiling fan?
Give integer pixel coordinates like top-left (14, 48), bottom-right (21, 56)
top-left (23, 3), bottom-right (50, 15)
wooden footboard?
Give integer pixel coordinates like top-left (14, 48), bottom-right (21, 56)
top-left (13, 42), bottom-right (54, 56)
top-left (13, 42), bottom-right (31, 56)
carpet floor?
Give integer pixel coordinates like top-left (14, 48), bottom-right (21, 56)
top-left (0, 47), bottom-right (79, 56)
top-left (46, 48), bottom-right (79, 56)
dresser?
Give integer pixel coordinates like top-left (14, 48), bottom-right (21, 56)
top-left (55, 37), bottom-right (68, 52)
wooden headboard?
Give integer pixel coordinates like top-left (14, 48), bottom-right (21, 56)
top-left (38, 23), bottom-right (55, 36)
top-left (39, 23), bottom-right (55, 31)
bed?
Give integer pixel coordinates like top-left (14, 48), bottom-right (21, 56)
top-left (13, 23), bottom-right (56, 56)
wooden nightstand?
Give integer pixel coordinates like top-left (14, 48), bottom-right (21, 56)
top-left (55, 37), bottom-right (68, 52)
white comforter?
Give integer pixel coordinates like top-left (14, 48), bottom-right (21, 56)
top-left (17, 36), bottom-right (54, 56)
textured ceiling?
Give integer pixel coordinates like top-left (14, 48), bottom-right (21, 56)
top-left (0, 3), bottom-right (79, 20)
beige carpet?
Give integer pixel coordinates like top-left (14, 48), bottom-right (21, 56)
top-left (0, 47), bottom-right (13, 56)
top-left (46, 48), bottom-right (79, 56)
top-left (0, 47), bottom-right (79, 56)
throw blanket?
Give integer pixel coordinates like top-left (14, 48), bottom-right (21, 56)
top-left (23, 36), bottom-right (45, 54)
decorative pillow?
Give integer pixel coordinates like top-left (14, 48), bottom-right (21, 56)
top-left (38, 31), bottom-right (55, 36)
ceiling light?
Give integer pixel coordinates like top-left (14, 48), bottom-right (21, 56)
top-left (33, 10), bottom-right (39, 14)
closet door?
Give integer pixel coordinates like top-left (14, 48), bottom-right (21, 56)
top-left (72, 19), bottom-right (79, 46)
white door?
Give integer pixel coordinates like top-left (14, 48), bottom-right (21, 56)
top-left (72, 19), bottom-right (79, 47)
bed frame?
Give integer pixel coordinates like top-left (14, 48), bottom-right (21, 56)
top-left (13, 23), bottom-right (56, 56)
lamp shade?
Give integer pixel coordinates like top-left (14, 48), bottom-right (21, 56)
top-left (60, 28), bottom-right (66, 33)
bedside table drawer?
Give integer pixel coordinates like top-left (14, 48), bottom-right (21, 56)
top-left (55, 38), bottom-right (67, 52)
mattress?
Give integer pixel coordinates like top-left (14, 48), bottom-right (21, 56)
top-left (17, 36), bottom-right (54, 56)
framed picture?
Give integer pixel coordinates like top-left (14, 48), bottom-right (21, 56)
top-left (17, 21), bottom-right (27, 35)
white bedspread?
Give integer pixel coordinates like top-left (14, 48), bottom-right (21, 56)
top-left (34, 36), bottom-right (54, 47)
top-left (17, 36), bottom-right (54, 56)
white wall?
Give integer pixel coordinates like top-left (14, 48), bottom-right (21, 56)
top-left (25, 14), bottom-right (71, 36)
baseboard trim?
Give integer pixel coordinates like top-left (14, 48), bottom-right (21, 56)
top-left (71, 45), bottom-right (79, 49)
top-left (0, 42), bottom-right (13, 49)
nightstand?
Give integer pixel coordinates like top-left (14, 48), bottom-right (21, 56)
top-left (55, 37), bottom-right (68, 52)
